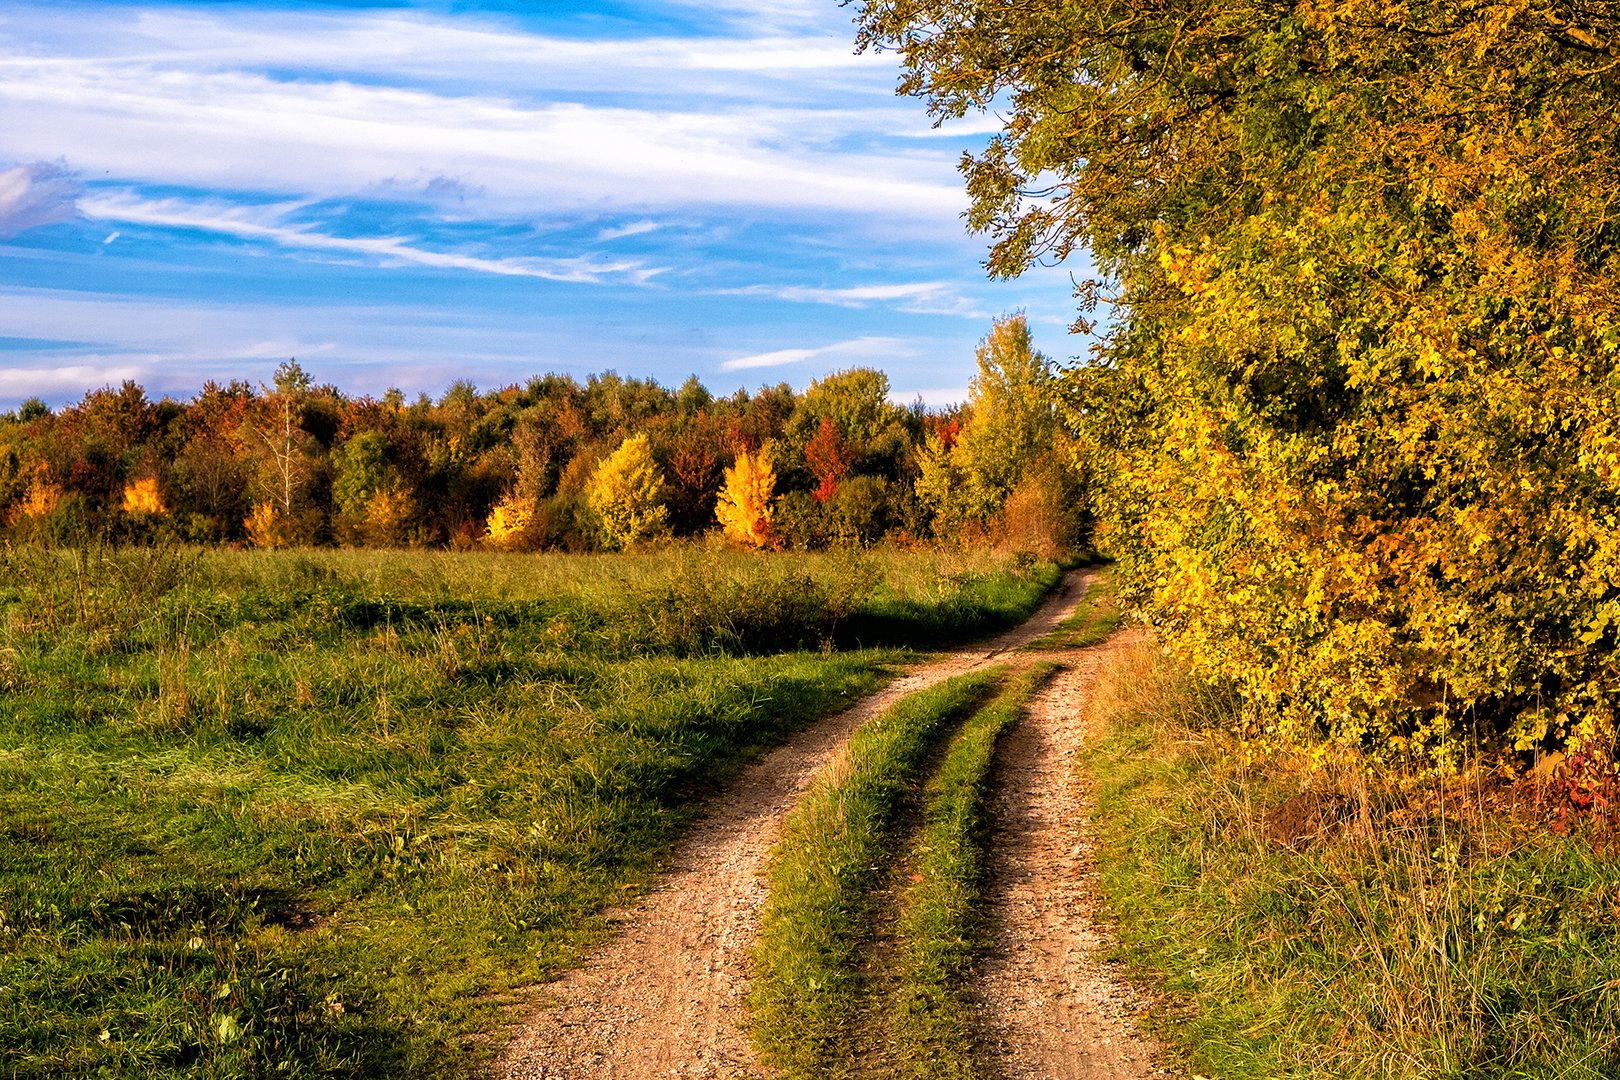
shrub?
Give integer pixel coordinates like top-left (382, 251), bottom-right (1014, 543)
top-left (586, 434), bottom-right (671, 551)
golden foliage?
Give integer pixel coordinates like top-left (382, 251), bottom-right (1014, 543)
top-left (11, 474), bottom-right (61, 524)
top-left (585, 434), bottom-right (670, 551)
top-left (243, 501), bottom-right (288, 549)
top-left (716, 446), bottom-right (777, 550)
top-left (485, 492), bottom-right (538, 551)
top-left (865, 0), bottom-right (1620, 768)
top-left (121, 477), bottom-right (167, 517)
top-left (364, 486), bottom-right (414, 547)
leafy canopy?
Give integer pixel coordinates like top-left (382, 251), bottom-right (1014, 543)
top-left (717, 446), bottom-right (778, 550)
top-left (859, 0), bottom-right (1620, 765)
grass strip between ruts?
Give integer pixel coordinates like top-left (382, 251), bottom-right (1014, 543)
top-left (747, 669), bottom-right (1005, 1078)
top-left (886, 662), bottom-right (1060, 1079)
top-left (1024, 566), bottom-right (1122, 652)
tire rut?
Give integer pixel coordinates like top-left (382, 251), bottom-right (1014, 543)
top-left (496, 571), bottom-right (1092, 1080)
top-left (972, 629), bottom-right (1169, 1080)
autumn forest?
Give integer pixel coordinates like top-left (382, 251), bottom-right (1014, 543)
top-left (0, 315), bottom-right (1080, 557)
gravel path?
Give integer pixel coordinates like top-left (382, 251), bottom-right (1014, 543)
top-left (973, 627), bottom-right (1168, 1080)
top-left (495, 571), bottom-right (1163, 1079)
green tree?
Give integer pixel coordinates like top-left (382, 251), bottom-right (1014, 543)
top-left (918, 315), bottom-right (1057, 530)
top-left (586, 433), bottom-right (670, 550)
top-left (793, 369), bottom-right (898, 451)
top-left (332, 431), bottom-right (390, 517)
top-left (859, 1), bottom-right (1620, 765)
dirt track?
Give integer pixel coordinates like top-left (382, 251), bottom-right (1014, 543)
top-left (496, 571), bottom-right (1165, 1079)
top-left (974, 628), bottom-right (1169, 1079)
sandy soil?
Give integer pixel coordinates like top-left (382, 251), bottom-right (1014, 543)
top-left (496, 572), bottom-right (1165, 1079)
top-left (973, 627), bottom-right (1169, 1080)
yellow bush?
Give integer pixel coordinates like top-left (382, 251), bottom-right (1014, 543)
top-left (716, 446), bottom-right (777, 550)
top-left (121, 477), bottom-right (167, 517)
top-left (586, 434), bottom-right (670, 551)
top-left (243, 501), bottom-right (287, 549)
top-left (486, 492), bottom-right (538, 550)
top-left (11, 474), bottom-right (61, 523)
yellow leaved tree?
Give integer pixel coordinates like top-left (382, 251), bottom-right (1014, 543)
top-left (586, 433), bottom-right (670, 551)
top-left (715, 445), bottom-right (777, 550)
top-left (12, 472), bottom-right (62, 524)
top-left (243, 500), bottom-right (288, 549)
top-left (121, 477), bottom-right (167, 517)
top-left (485, 492), bottom-right (539, 551)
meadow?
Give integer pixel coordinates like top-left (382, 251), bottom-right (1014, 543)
top-left (0, 542), bottom-right (1058, 1079)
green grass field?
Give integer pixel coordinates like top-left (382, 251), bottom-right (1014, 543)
top-left (0, 542), bottom-right (1058, 1079)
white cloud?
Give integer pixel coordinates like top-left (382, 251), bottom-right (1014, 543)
top-left (90, 9), bottom-right (877, 83)
top-left (0, 7), bottom-right (968, 221)
top-left (890, 385), bottom-right (971, 408)
top-left (0, 363), bottom-right (147, 398)
top-left (720, 345), bottom-right (820, 371)
top-left (720, 335), bottom-right (912, 372)
top-left (0, 284), bottom-right (713, 405)
top-left (0, 63), bottom-right (961, 218)
top-left (598, 219), bottom-right (661, 242)
top-left (721, 280), bottom-right (986, 317)
top-left (78, 190), bottom-right (665, 284)
top-left (0, 161), bottom-right (80, 237)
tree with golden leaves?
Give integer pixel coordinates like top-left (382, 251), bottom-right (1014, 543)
top-left (716, 445), bottom-right (777, 550)
top-left (121, 477), bottom-right (166, 517)
top-left (485, 492), bottom-right (538, 551)
top-left (586, 433), bottom-right (670, 551)
top-left (862, 0), bottom-right (1620, 768)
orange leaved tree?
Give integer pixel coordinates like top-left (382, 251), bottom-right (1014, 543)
top-left (715, 446), bottom-right (777, 549)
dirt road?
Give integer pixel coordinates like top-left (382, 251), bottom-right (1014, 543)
top-left (496, 572), bottom-right (1164, 1079)
top-left (974, 628), bottom-right (1168, 1079)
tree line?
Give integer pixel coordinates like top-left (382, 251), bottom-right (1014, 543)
top-left (0, 316), bottom-right (1085, 555)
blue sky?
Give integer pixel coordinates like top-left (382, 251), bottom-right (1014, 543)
top-left (0, 0), bottom-right (1090, 409)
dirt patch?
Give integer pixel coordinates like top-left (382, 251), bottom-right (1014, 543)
top-left (496, 572), bottom-right (1092, 1079)
top-left (1261, 789), bottom-right (1358, 849)
top-left (973, 628), bottom-right (1170, 1080)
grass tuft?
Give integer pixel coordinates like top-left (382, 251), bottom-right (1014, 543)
top-left (1025, 566), bottom-right (1122, 651)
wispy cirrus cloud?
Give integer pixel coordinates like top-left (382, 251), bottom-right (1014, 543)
top-left (78, 190), bottom-right (666, 284)
top-left (0, 10), bottom-right (965, 221)
top-left (0, 67), bottom-right (961, 217)
top-left (0, 362), bottom-right (146, 398)
top-left (0, 161), bottom-right (81, 237)
top-left (720, 280), bottom-right (986, 318)
top-left (598, 220), bottom-right (662, 242)
top-left (720, 335), bottom-right (915, 372)
top-left (14, 8), bottom-right (876, 86)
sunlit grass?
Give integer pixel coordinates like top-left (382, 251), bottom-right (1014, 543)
top-left (1083, 637), bottom-right (1620, 1080)
top-left (886, 664), bottom-right (1058, 1079)
top-left (748, 664), bottom-right (1058, 1079)
top-left (0, 541), bottom-right (1057, 1079)
top-left (748, 670), bottom-right (1004, 1078)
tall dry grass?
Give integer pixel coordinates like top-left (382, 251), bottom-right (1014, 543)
top-left (1084, 636), bottom-right (1620, 1079)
